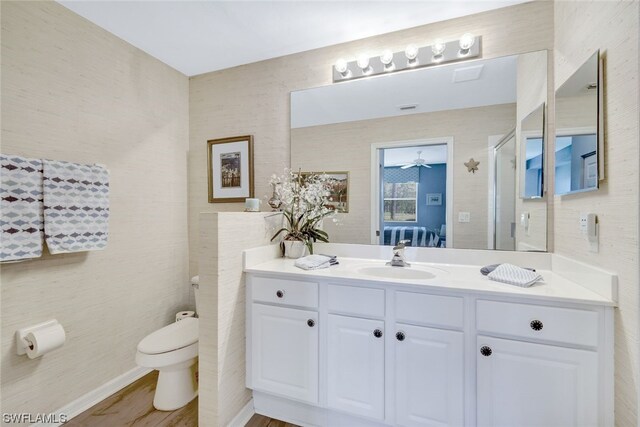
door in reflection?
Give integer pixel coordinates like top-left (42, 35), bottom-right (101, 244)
top-left (494, 133), bottom-right (516, 251)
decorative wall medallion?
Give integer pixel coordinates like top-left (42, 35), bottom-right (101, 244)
top-left (464, 158), bottom-right (480, 173)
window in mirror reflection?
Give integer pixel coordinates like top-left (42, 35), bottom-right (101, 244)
top-left (383, 181), bottom-right (418, 222)
top-left (524, 137), bottom-right (543, 198)
top-left (555, 134), bottom-right (597, 194)
top-left (380, 145), bottom-right (447, 248)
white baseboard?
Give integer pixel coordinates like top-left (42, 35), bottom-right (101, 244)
top-left (33, 366), bottom-right (152, 427)
top-left (227, 399), bottom-right (255, 427)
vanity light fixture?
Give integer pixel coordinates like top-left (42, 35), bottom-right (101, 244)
top-left (334, 58), bottom-right (351, 78)
top-left (332, 34), bottom-right (481, 82)
top-left (405, 44), bottom-right (419, 67)
top-left (431, 39), bottom-right (446, 62)
top-left (380, 49), bottom-right (395, 71)
top-left (357, 54), bottom-right (373, 75)
top-left (458, 33), bottom-right (475, 56)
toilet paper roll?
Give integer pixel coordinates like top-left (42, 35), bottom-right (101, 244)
top-left (25, 323), bottom-right (66, 359)
top-left (176, 311), bottom-right (196, 322)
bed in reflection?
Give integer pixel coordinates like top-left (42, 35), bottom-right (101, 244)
top-left (383, 226), bottom-right (445, 248)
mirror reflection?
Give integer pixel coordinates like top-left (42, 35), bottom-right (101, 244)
top-left (521, 103), bottom-right (545, 199)
top-left (291, 51), bottom-right (548, 251)
top-left (555, 51), bottom-right (600, 195)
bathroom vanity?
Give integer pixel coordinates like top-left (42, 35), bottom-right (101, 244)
top-left (244, 247), bottom-right (615, 427)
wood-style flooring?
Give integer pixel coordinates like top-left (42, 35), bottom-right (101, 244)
top-left (245, 414), bottom-right (298, 427)
top-left (66, 371), bottom-right (296, 427)
top-left (67, 371), bottom-right (197, 427)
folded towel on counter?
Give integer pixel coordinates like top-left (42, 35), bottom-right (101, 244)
top-left (480, 264), bottom-right (536, 276)
top-left (294, 254), bottom-right (338, 270)
top-left (487, 263), bottom-right (542, 287)
top-left (43, 160), bottom-right (110, 254)
top-left (319, 254), bottom-right (339, 266)
top-left (0, 154), bottom-right (44, 262)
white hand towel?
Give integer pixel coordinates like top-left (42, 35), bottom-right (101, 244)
top-left (487, 263), bottom-right (542, 287)
top-left (295, 254), bottom-right (333, 271)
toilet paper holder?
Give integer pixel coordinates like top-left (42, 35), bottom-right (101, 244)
top-left (16, 319), bottom-right (61, 356)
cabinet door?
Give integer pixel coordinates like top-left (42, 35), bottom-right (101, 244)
top-left (327, 314), bottom-right (385, 420)
top-left (251, 304), bottom-right (318, 404)
top-left (395, 324), bottom-right (464, 427)
top-left (477, 336), bottom-right (598, 427)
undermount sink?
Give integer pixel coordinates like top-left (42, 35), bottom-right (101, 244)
top-left (356, 264), bottom-right (443, 281)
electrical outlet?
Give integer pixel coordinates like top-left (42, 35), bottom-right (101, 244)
top-left (458, 212), bottom-right (470, 223)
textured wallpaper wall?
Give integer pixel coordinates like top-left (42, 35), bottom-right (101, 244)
top-left (1, 1), bottom-right (190, 416)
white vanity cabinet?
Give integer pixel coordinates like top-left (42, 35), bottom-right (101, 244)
top-left (327, 314), bottom-right (385, 420)
top-left (475, 300), bottom-right (602, 427)
top-left (476, 336), bottom-right (598, 427)
top-left (246, 273), bottom-right (613, 427)
top-left (250, 303), bottom-right (319, 405)
top-left (394, 324), bottom-right (464, 426)
top-left (247, 277), bottom-right (320, 405)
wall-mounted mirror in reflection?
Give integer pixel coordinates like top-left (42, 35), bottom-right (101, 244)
top-left (521, 103), bottom-right (545, 199)
top-left (555, 51), bottom-right (602, 195)
top-left (291, 50), bottom-right (548, 252)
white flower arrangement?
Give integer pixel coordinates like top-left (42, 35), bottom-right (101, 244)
top-left (269, 169), bottom-right (338, 254)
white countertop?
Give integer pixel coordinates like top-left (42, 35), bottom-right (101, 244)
top-left (244, 256), bottom-right (615, 307)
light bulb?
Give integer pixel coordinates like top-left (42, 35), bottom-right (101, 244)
top-left (431, 39), bottom-right (446, 56)
top-left (380, 50), bottom-right (394, 65)
top-left (356, 54), bottom-right (370, 70)
top-left (405, 44), bottom-right (419, 60)
top-left (356, 54), bottom-right (373, 75)
top-left (335, 58), bottom-right (348, 74)
top-left (459, 33), bottom-right (475, 53)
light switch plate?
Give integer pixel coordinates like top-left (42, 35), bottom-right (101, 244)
top-left (458, 212), bottom-right (470, 223)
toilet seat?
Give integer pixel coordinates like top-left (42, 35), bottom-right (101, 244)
top-left (136, 342), bottom-right (198, 369)
top-left (138, 317), bottom-right (198, 355)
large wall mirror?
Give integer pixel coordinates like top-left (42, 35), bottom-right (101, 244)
top-left (291, 50), bottom-right (548, 252)
top-left (555, 51), bottom-right (603, 195)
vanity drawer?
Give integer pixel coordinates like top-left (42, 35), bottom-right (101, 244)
top-left (327, 284), bottom-right (385, 318)
top-left (476, 300), bottom-right (599, 347)
top-left (251, 276), bottom-right (318, 309)
top-left (395, 291), bottom-right (464, 329)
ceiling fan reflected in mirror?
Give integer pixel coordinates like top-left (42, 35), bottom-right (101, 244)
top-left (400, 150), bottom-right (432, 169)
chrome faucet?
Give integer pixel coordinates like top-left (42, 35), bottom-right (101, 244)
top-left (388, 240), bottom-right (411, 267)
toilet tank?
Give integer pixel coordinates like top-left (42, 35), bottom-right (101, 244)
top-left (191, 276), bottom-right (200, 316)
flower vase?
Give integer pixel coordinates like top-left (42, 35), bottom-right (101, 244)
top-left (284, 240), bottom-right (307, 259)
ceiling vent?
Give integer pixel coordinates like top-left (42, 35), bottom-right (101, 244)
top-left (398, 104), bottom-right (418, 111)
top-left (452, 64), bottom-right (484, 83)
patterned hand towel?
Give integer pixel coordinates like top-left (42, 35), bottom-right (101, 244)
top-left (487, 263), bottom-right (542, 288)
top-left (295, 254), bottom-right (334, 270)
top-left (0, 155), bottom-right (44, 261)
top-left (43, 160), bottom-right (109, 254)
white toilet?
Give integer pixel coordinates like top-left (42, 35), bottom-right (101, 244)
top-left (136, 276), bottom-right (200, 411)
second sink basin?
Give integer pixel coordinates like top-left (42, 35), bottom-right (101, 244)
top-left (357, 264), bottom-right (443, 281)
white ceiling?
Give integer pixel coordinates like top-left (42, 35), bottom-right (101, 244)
top-left (57, 0), bottom-right (528, 76)
top-left (384, 144), bottom-right (448, 166)
top-left (291, 54), bottom-right (518, 128)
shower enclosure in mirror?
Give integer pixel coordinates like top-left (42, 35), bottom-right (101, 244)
top-left (555, 51), bottom-right (603, 195)
top-left (521, 103), bottom-right (545, 199)
top-left (493, 130), bottom-right (516, 250)
top-left (291, 50), bottom-right (548, 251)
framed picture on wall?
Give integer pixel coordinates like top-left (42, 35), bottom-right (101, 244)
top-left (426, 193), bottom-right (442, 206)
top-left (207, 135), bottom-right (254, 203)
top-left (299, 171), bottom-right (349, 213)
